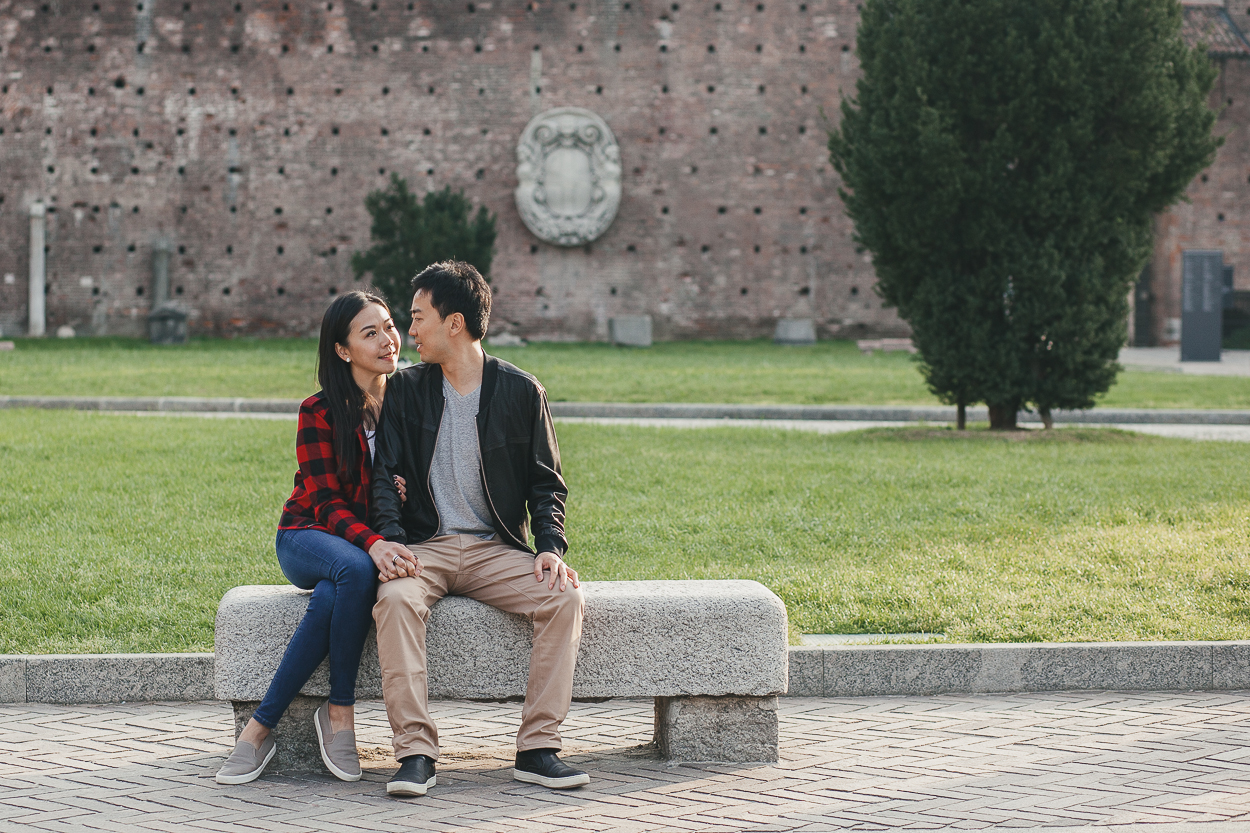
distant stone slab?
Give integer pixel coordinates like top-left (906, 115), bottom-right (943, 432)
top-left (773, 318), bottom-right (816, 345)
top-left (608, 315), bottom-right (653, 347)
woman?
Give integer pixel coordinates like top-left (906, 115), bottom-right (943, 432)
top-left (216, 291), bottom-right (417, 785)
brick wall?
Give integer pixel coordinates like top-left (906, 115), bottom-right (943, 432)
top-left (0, 0), bottom-right (909, 341)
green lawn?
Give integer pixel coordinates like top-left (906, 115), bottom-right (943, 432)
top-left (2, 336), bottom-right (1249, 409)
top-left (2, 409), bottom-right (1248, 653)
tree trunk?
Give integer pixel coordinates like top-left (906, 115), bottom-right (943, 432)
top-left (1039, 406), bottom-right (1054, 430)
top-left (956, 402), bottom-right (966, 430)
top-left (987, 404), bottom-right (1018, 430)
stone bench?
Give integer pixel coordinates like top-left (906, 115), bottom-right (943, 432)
top-left (215, 580), bottom-right (789, 770)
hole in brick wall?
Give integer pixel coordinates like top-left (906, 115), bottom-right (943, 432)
top-left (759, 126), bottom-right (767, 134)
top-left (277, 286), bottom-right (285, 295)
top-left (130, 166), bottom-right (139, 174)
top-left (282, 44), bottom-right (289, 53)
top-left (799, 125), bottom-right (806, 134)
top-left (329, 246), bottom-right (338, 255)
top-left (175, 286), bottom-right (183, 295)
top-left (88, 86), bottom-right (95, 95)
top-left (331, 126), bottom-right (339, 135)
top-left (799, 44), bottom-right (806, 52)
top-left (231, 86), bottom-right (239, 95)
top-left (1201, 174), bottom-right (1209, 182)
top-left (379, 167), bottom-right (386, 175)
top-left (534, 44), bottom-right (542, 51)
top-left (429, 86), bottom-right (435, 94)
top-left (128, 243), bottom-right (136, 252)
top-left (850, 286), bottom-right (859, 295)
top-left (115, 76), bottom-right (126, 88)
top-left (577, 44), bottom-right (584, 52)
top-left (658, 127), bottom-right (666, 135)
top-left (709, 126), bottom-right (718, 134)
top-left (801, 85), bottom-right (808, 94)
top-left (535, 87), bottom-right (542, 94)
top-left (717, 206), bottom-right (727, 214)
top-left (178, 245), bottom-right (186, 254)
top-left (707, 85), bottom-right (715, 93)
top-left (227, 245), bottom-right (233, 253)
top-left (740, 287), bottom-right (748, 294)
top-left (707, 44), bottom-right (715, 52)
top-left (1219, 213), bottom-right (1226, 222)
top-left (422, 44), bottom-right (429, 52)
top-left (660, 44), bottom-right (667, 52)
top-left (690, 165), bottom-right (698, 173)
top-left (46, 165), bottom-right (55, 173)
top-left (277, 246), bottom-right (285, 254)
top-left (275, 207), bottom-right (283, 214)
top-left (180, 205), bottom-right (188, 213)
top-left (136, 286), bottom-right (145, 296)
top-left (701, 244), bottom-right (710, 252)
top-left (672, 2), bottom-right (679, 9)
top-left (423, 128), bottom-right (432, 135)
top-left (596, 85), bottom-right (603, 94)
top-left (88, 44), bottom-right (96, 53)
top-left (230, 205), bottom-right (237, 213)
top-left (610, 286), bottom-right (618, 295)
top-left (800, 246), bottom-right (808, 253)
top-left (278, 166), bottom-right (285, 174)
top-left (132, 205), bottom-right (140, 213)
top-left (93, 245), bottom-right (102, 253)
top-left (45, 127), bottom-right (52, 134)
top-left (178, 166), bottom-right (185, 175)
top-left (754, 244), bottom-right (761, 252)
top-left (326, 207), bottom-right (333, 214)
top-left (327, 45), bottom-right (334, 53)
top-left (756, 44), bottom-right (763, 52)
top-left (331, 167), bottom-right (338, 175)
top-left (799, 2), bottom-right (806, 9)
top-left (328, 286), bottom-right (337, 295)
top-left (467, 2), bottom-right (475, 10)
top-left (381, 128), bottom-right (389, 135)
top-left (476, 168), bottom-right (485, 179)
top-left (229, 128), bottom-right (237, 136)
top-left (286, 87), bottom-right (294, 95)
top-left (661, 206), bottom-right (669, 214)
top-left (530, 244), bottom-right (538, 253)
top-left (715, 2), bottom-right (721, 8)
top-left (754, 207), bottom-right (762, 214)
top-left (283, 128), bottom-right (290, 136)
top-left (177, 128), bottom-right (186, 136)
top-left (223, 287), bottom-right (231, 295)
top-left (91, 166), bottom-right (99, 174)
top-left (623, 2), bottom-right (630, 8)
top-left (800, 206), bottom-right (808, 214)
top-left (758, 84), bottom-right (765, 94)
top-left (798, 286), bottom-right (810, 295)
top-left (756, 2), bottom-right (764, 8)
top-left (842, 44), bottom-right (850, 52)
top-left (626, 243), bottom-right (637, 251)
top-left (615, 43), bottom-right (621, 51)
top-left (335, 88), bottom-right (343, 95)
top-left (382, 87), bottom-right (390, 95)
top-left (134, 128), bottom-right (141, 137)
top-left (427, 168), bottom-right (434, 175)
top-left (372, 44), bottom-right (379, 52)
top-left (662, 85), bottom-right (669, 93)
top-left (633, 167), bottom-right (642, 175)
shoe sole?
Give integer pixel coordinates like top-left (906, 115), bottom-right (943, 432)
top-left (386, 774), bottom-right (436, 797)
top-left (314, 705), bottom-right (362, 783)
top-left (215, 741), bottom-right (277, 785)
top-left (512, 769), bottom-right (590, 789)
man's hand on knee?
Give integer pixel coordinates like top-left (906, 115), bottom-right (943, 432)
top-left (369, 540), bottom-right (423, 582)
top-left (534, 552), bottom-right (579, 591)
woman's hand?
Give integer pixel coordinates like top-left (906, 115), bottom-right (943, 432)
top-left (369, 540), bottom-right (422, 582)
top-left (394, 475), bottom-right (408, 503)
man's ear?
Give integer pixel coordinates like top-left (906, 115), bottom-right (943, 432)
top-left (448, 312), bottom-right (466, 337)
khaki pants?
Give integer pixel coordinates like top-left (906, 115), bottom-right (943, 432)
top-left (373, 534), bottom-right (584, 761)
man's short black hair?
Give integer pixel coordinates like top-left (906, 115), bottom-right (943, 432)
top-left (410, 260), bottom-right (491, 340)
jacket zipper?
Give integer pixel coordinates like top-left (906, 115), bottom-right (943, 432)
top-left (422, 401), bottom-right (443, 542)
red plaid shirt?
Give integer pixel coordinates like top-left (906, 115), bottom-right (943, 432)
top-left (277, 393), bottom-right (383, 553)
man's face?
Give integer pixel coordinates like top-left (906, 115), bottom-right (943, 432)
top-left (409, 290), bottom-right (451, 363)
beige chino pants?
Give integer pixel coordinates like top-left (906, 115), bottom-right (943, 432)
top-left (373, 534), bottom-right (584, 761)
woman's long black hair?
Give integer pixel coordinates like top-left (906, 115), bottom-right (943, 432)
top-left (316, 290), bottom-right (391, 485)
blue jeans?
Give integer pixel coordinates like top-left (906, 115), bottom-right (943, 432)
top-left (251, 529), bottom-right (378, 729)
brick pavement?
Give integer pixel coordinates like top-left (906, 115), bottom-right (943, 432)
top-left (2, 692), bottom-right (1250, 832)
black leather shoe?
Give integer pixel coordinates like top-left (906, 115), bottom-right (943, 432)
top-left (387, 755), bottom-right (437, 797)
top-left (513, 748), bottom-right (590, 789)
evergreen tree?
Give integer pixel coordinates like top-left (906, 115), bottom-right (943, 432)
top-left (351, 176), bottom-right (497, 325)
top-left (830, 0), bottom-right (1220, 428)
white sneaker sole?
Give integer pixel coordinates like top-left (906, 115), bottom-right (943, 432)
top-left (512, 768), bottom-right (590, 789)
top-left (314, 705), bottom-right (362, 783)
top-left (215, 741), bottom-right (277, 785)
top-left (387, 774), bottom-right (436, 797)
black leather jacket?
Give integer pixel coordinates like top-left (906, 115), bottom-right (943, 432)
top-left (369, 354), bottom-right (568, 557)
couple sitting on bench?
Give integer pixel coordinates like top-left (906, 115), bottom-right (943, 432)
top-left (215, 261), bottom-right (589, 796)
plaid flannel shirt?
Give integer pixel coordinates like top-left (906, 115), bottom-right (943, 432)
top-left (277, 392), bottom-right (383, 553)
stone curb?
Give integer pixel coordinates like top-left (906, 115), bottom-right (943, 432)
top-left (3, 395), bottom-right (1250, 425)
top-left (4, 642), bottom-right (1250, 704)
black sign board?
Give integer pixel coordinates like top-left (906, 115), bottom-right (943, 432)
top-left (1181, 250), bottom-right (1223, 362)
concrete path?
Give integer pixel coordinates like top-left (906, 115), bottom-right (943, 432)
top-left (3, 693), bottom-right (1250, 832)
top-left (1119, 347), bottom-right (1250, 376)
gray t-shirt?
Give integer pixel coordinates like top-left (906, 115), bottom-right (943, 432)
top-left (430, 377), bottom-right (496, 539)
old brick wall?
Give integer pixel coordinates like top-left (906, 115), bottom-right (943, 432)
top-left (0, 0), bottom-right (908, 341)
top-left (1146, 54), bottom-right (1250, 346)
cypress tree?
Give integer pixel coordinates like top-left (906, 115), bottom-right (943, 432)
top-left (351, 175), bottom-right (497, 325)
top-left (830, 0), bottom-right (1221, 428)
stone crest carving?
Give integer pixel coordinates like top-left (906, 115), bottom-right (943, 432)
top-left (515, 107), bottom-right (622, 246)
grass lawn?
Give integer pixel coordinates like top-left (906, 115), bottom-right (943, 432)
top-left (2, 409), bottom-right (1248, 653)
top-left (2, 336), bottom-right (1249, 409)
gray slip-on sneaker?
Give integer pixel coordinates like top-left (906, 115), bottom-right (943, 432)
top-left (315, 704), bottom-right (362, 782)
top-left (215, 736), bottom-right (277, 785)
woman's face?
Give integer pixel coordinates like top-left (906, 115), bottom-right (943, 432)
top-left (335, 303), bottom-right (400, 377)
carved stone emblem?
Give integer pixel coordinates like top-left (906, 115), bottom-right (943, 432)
top-left (515, 107), bottom-right (622, 246)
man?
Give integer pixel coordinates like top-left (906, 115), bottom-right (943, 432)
top-left (369, 261), bottom-right (588, 798)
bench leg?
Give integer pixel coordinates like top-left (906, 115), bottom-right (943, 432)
top-left (231, 695), bottom-right (328, 773)
top-left (653, 695), bottom-right (779, 762)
